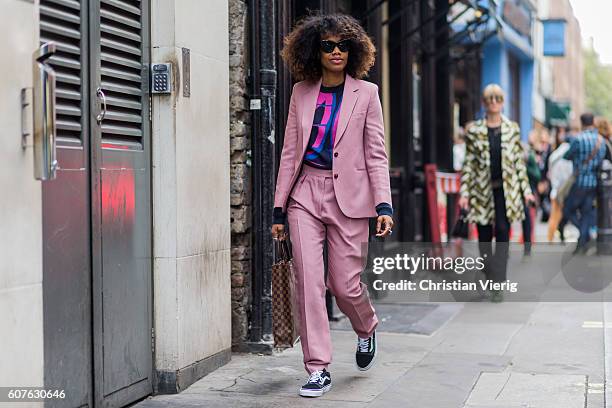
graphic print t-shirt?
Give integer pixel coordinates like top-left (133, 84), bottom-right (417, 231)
top-left (303, 82), bottom-right (345, 169)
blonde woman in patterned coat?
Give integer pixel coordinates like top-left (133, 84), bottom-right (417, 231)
top-left (458, 84), bottom-right (535, 301)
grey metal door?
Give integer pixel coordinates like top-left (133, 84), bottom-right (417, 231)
top-left (41, 0), bottom-right (152, 406)
top-left (89, 0), bottom-right (153, 406)
top-left (41, 0), bottom-right (93, 406)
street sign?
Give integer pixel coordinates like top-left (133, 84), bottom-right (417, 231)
top-left (543, 19), bottom-right (566, 57)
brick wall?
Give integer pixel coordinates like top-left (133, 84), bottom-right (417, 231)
top-left (229, 0), bottom-right (251, 347)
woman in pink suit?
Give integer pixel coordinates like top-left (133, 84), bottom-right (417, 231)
top-left (270, 14), bottom-right (393, 398)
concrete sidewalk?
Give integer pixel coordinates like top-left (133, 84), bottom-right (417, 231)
top-left (134, 300), bottom-right (605, 408)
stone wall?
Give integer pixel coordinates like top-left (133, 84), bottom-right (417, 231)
top-left (229, 0), bottom-right (252, 347)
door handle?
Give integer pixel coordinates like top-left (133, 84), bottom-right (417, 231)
top-left (32, 42), bottom-right (58, 180)
top-left (96, 87), bottom-right (107, 125)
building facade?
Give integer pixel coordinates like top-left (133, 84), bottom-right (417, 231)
top-left (452, 0), bottom-right (584, 138)
top-left (480, 0), bottom-right (537, 140)
top-left (1, 0), bottom-right (231, 406)
top-left (508, 0), bottom-right (584, 132)
top-left (547, 0), bottom-right (585, 128)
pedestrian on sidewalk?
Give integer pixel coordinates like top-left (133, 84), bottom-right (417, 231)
top-left (521, 132), bottom-right (542, 255)
top-left (270, 14), bottom-right (393, 398)
top-left (546, 127), bottom-right (573, 242)
top-left (458, 84), bottom-right (535, 302)
top-left (537, 129), bottom-right (553, 223)
top-left (563, 113), bottom-right (607, 253)
top-left (596, 117), bottom-right (612, 162)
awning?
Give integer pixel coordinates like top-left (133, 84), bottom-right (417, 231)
top-left (444, 0), bottom-right (501, 59)
top-left (360, 0), bottom-right (499, 54)
top-left (545, 99), bottom-right (571, 127)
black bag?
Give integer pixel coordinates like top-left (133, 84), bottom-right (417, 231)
top-left (452, 209), bottom-right (469, 239)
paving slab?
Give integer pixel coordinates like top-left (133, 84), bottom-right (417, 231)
top-left (433, 322), bottom-right (522, 355)
top-left (464, 372), bottom-right (586, 408)
top-left (505, 303), bottom-right (604, 378)
top-left (446, 302), bottom-right (537, 326)
top-left (368, 352), bottom-right (511, 408)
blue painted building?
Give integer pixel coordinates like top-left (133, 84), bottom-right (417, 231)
top-left (480, 0), bottom-right (536, 140)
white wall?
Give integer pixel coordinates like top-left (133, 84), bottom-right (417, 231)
top-left (151, 0), bottom-right (231, 389)
top-left (0, 0), bottom-right (44, 403)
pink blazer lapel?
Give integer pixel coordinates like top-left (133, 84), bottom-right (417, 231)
top-left (334, 74), bottom-right (359, 148)
top-left (300, 77), bottom-right (322, 155)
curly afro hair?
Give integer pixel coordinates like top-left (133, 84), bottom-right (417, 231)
top-left (280, 13), bottom-right (376, 82)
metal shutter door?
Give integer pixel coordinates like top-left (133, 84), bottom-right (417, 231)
top-left (99, 0), bottom-right (145, 146)
top-left (40, 0), bottom-right (84, 142)
top-left (91, 0), bottom-right (153, 406)
top-left (40, 1), bottom-right (93, 407)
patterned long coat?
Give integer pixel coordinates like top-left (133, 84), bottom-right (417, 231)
top-left (459, 116), bottom-right (532, 225)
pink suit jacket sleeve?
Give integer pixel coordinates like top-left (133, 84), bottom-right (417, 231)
top-left (273, 84), bottom-right (299, 212)
top-left (364, 85), bottom-right (392, 207)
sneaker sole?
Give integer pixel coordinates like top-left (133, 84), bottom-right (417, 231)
top-left (356, 342), bottom-right (377, 371)
top-left (299, 384), bottom-right (331, 397)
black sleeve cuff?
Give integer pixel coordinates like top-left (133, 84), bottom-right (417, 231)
top-left (273, 207), bottom-right (286, 225)
top-left (375, 202), bottom-right (393, 217)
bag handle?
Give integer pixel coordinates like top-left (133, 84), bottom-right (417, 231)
top-left (274, 234), bottom-right (292, 262)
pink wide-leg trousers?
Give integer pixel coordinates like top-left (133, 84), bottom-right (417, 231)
top-left (286, 164), bottom-right (378, 373)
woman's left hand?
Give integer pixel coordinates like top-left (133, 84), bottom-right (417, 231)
top-left (376, 215), bottom-right (394, 237)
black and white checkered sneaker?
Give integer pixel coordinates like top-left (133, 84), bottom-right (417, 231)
top-left (299, 369), bottom-right (332, 397)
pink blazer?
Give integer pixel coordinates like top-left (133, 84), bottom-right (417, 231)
top-left (273, 74), bottom-right (392, 218)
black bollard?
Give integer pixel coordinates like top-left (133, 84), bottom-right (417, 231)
top-left (597, 162), bottom-right (612, 254)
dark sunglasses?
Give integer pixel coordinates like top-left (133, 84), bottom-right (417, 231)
top-left (320, 39), bottom-right (350, 53)
top-left (484, 95), bottom-right (504, 104)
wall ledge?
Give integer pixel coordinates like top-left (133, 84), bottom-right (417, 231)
top-left (155, 347), bottom-right (231, 394)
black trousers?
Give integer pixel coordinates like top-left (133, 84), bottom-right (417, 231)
top-left (522, 199), bottom-right (532, 244)
top-left (476, 186), bottom-right (510, 283)
top-left (521, 181), bottom-right (537, 245)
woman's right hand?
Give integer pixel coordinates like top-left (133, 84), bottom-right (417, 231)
top-left (458, 196), bottom-right (469, 210)
top-left (271, 224), bottom-right (285, 240)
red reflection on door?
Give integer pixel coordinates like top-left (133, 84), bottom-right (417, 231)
top-left (101, 168), bottom-right (135, 223)
top-left (101, 143), bottom-right (130, 150)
